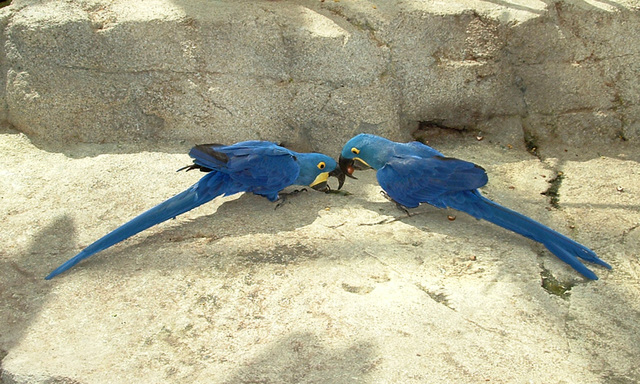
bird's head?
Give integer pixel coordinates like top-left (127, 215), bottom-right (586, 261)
top-left (294, 153), bottom-right (345, 192)
top-left (339, 134), bottom-right (391, 178)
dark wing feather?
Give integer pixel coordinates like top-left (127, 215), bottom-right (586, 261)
top-left (188, 144), bottom-right (229, 171)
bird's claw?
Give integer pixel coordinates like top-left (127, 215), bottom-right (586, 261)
top-left (380, 191), bottom-right (412, 216)
top-left (274, 188), bottom-right (308, 209)
top-left (380, 190), bottom-right (392, 201)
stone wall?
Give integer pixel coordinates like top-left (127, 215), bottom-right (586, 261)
top-left (0, 0), bottom-right (638, 153)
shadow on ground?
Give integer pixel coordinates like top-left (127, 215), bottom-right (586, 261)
top-left (223, 332), bottom-right (378, 384)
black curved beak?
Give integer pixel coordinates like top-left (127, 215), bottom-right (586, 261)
top-left (330, 168), bottom-right (346, 190)
top-left (340, 155), bottom-right (372, 178)
top-left (339, 155), bottom-right (358, 180)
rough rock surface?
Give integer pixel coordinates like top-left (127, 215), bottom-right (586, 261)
top-left (1, 130), bottom-right (639, 383)
top-left (1, 0), bottom-right (640, 383)
top-left (0, 0), bottom-right (638, 154)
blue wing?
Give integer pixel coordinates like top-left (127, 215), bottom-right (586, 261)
top-left (189, 141), bottom-right (280, 170)
top-left (190, 141), bottom-right (300, 201)
top-left (376, 153), bottom-right (609, 279)
top-left (377, 154), bottom-right (488, 209)
top-left (404, 141), bottom-right (445, 158)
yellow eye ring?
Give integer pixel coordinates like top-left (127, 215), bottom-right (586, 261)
top-left (317, 162), bottom-right (326, 170)
top-left (351, 147), bottom-right (360, 154)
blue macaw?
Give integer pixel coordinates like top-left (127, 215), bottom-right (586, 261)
top-left (45, 141), bottom-right (343, 279)
top-left (338, 133), bottom-right (611, 280)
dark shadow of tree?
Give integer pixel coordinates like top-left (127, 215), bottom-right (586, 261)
top-left (40, 188), bottom-right (332, 278)
top-left (483, 0), bottom-right (630, 12)
top-left (0, 215), bottom-right (75, 377)
top-left (223, 332), bottom-right (379, 384)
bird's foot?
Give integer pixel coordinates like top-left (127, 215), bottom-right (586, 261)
top-left (380, 191), bottom-right (412, 217)
top-left (396, 203), bottom-right (412, 217)
top-left (380, 190), bottom-right (393, 202)
top-left (275, 188), bottom-right (308, 209)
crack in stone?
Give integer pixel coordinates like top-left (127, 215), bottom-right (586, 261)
top-left (541, 171), bottom-right (564, 209)
top-left (356, 211), bottom-right (427, 227)
top-left (540, 264), bottom-right (573, 299)
top-left (414, 282), bottom-right (455, 311)
top-left (463, 317), bottom-right (509, 336)
top-left (621, 223), bottom-right (640, 244)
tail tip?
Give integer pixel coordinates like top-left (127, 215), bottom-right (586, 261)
top-left (44, 268), bottom-right (65, 280)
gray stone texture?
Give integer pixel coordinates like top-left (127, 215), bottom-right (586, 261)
top-left (2, 131), bottom-right (639, 383)
top-left (1, 0), bottom-right (640, 383)
top-left (0, 0), bottom-right (638, 153)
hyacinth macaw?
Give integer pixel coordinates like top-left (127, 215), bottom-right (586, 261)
top-left (338, 133), bottom-right (611, 280)
top-left (45, 141), bottom-right (344, 279)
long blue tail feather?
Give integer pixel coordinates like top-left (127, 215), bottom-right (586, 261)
top-left (45, 171), bottom-right (239, 279)
top-left (446, 191), bottom-right (611, 279)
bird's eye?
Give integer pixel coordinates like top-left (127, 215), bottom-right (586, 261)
top-left (351, 147), bottom-right (360, 154)
top-left (317, 162), bottom-right (326, 170)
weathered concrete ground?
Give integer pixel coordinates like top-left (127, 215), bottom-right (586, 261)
top-left (1, 131), bottom-right (638, 383)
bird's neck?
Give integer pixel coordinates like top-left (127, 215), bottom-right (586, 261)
top-left (366, 140), bottom-right (401, 170)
